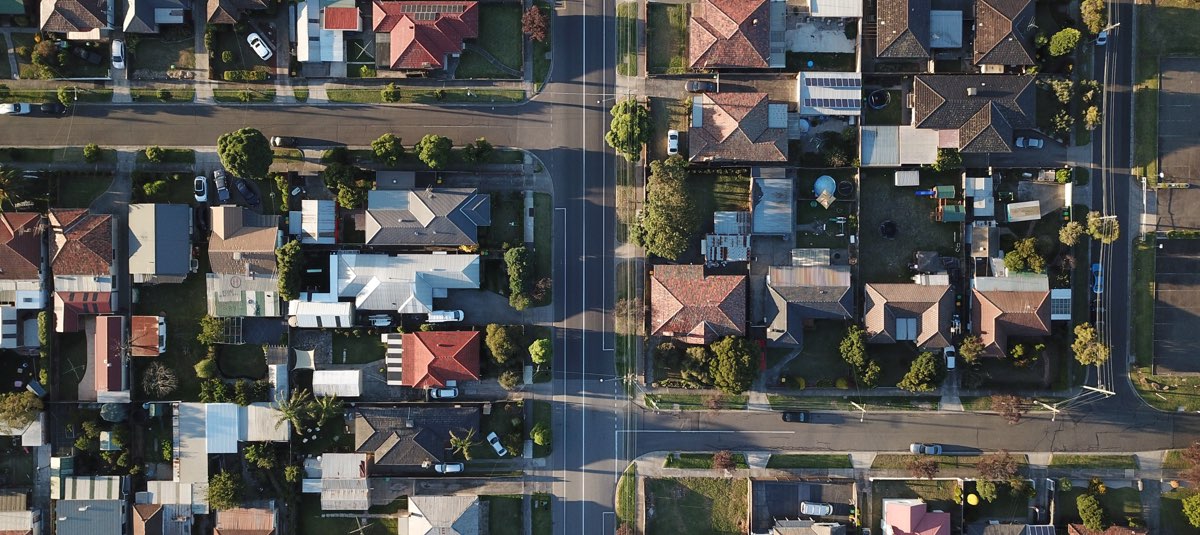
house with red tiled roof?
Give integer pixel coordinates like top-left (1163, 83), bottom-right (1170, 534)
top-left (213, 505), bottom-right (276, 535)
top-left (372, 0), bottom-right (479, 71)
top-left (399, 331), bottom-right (481, 389)
top-left (0, 213), bottom-right (46, 348)
top-left (650, 265), bottom-right (746, 345)
top-left (971, 286), bottom-right (1050, 358)
top-left (93, 315), bottom-right (129, 403)
top-left (690, 92), bottom-right (788, 163)
top-left (689, 0), bottom-right (781, 69)
top-left (49, 210), bottom-right (115, 333)
top-left (881, 499), bottom-right (950, 535)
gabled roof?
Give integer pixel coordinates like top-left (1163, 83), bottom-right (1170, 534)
top-left (876, 0), bottom-right (931, 58)
top-left (689, 0), bottom-right (771, 69)
top-left (40, 0), bottom-right (107, 33)
top-left (326, 252), bottom-right (480, 313)
top-left (766, 266), bottom-right (853, 346)
top-left (354, 406), bottom-right (480, 470)
top-left (124, 0), bottom-right (186, 33)
top-left (49, 209), bottom-right (112, 277)
top-left (130, 315), bottom-right (161, 357)
top-left (55, 500), bottom-right (124, 535)
top-left (372, 0), bottom-right (479, 70)
top-left (863, 283), bottom-right (953, 348)
top-left (55, 291), bottom-right (112, 333)
top-left (690, 92), bottom-right (788, 162)
top-left (650, 265), bottom-right (746, 344)
top-left (133, 503), bottom-right (164, 535)
top-left (0, 213), bottom-right (42, 281)
top-left (208, 206), bottom-right (280, 275)
top-left (974, 0), bottom-right (1036, 66)
top-left (365, 189), bottom-right (490, 246)
top-left (966, 524), bottom-right (1055, 535)
top-left (401, 331), bottom-right (481, 388)
top-left (207, 0), bottom-right (267, 24)
top-left (213, 506), bottom-right (275, 535)
top-left (912, 75), bottom-right (1036, 153)
top-left (408, 495), bottom-right (481, 535)
top-left (971, 288), bottom-right (1051, 358)
top-left (129, 204), bottom-right (191, 278)
top-left (883, 500), bottom-right (950, 535)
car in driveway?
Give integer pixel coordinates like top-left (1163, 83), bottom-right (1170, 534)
top-left (685, 80), bottom-right (718, 93)
top-left (247, 33), bottom-right (273, 61)
top-left (234, 178), bottom-right (261, 207)
top-left (667, 130), bottom-right (679, 155)
top-left (39, 102), bottom-right (66, 115)
top-left (111, 39), bottom-right (125, 69)
top-left (944, 346), bottom-right (956, 370)
top-left (429, 387), bottom-right (459, 399)
top-left (1092, 263), bottom-right (1103, 294)
top-left (434, 462), bottom-right (464, 474)
top-left (193, 176), bottom-right (208, 203)
top-left (486, 431), bottom-right (509, 457)
top-left (1015, 136), bottom-right (1044, 149)
top-left (800, 501), bottom-right (833, 516)
top-left (910, 442), bottom-right (943, 455)
top-left (0, 103), bottom-right (31, 115)
top-left (427, 310), bottom-right (464, 323)
top-left (781, 411), bottom-right (809, 423)
top-left (212, 170), bottom-right (231, 204)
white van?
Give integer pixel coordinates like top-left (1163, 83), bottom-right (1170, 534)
top-left (427, 310), bottom-right (464, 323)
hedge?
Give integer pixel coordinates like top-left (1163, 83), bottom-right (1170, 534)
top-left (222, 70), bottom-right (268, 82)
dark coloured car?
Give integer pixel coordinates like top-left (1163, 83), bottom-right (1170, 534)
top-left (234, 178), bottom-right (261, 207)
top-left (212, 170), bottom-right (231, 204)
top-left (781, 411), bottom-right (809, 423)
top-left (685, 80), bottom-right (718, 93)
top-left (72, 47), bottom-right (102, 65)
top-left (39, 102), bottom-right (66, 115)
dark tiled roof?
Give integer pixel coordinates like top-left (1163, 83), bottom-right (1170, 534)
top-left (689, 0), bottom-right (771, 69)
top-left (208, 207), bottom-right (280, 276)
top-left (974, 0), bottom-right (1036, 66)
top-left (971, 288), bottom-right (1051, 358)
top-left (354, 406), bottom-right (480, 470)
top-left (372, 0), bottom-right (479, 70)
top-left (0, 213), bottom-right (42, 280)
top-left (912, 75), bottom-right (1036, 153)
top-left (124, 0), bottom-right (186, 33)
top-left (365, 189), bottom-right (490, 246)
top-left (133, 503), bottom-right (163, 535)
top-left (864, 283), bottom-right (953, 348)
top-left (207, 0), bottom-right (267, 24)
top-left (876, 0), bottom-right (931, 58)
top-left (49, 209), bottom-right (112, 277)
top-left (689, 92), bottom-right (787, 162)
top-left (400, 331), bottom-right (481, 388)
top-left (41, 0), bottom-right (107, 33)
top-left (650, 264), bottom-right (746, 344)
top-left (766, 266), bottom-right (853, 346)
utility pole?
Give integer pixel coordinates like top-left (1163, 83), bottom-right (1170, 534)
top-left (849, 401), bottom-right (866, 422)
top-left (1034, 400), bottom-right (1061, 421)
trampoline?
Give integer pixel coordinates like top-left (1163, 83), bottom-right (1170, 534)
top-left (879, 220), bottom-right (898, 239)
top-left (868, 90), bottom-right (891, 110)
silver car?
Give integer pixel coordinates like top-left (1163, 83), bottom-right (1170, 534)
top-left (800, 501), bottom-right (833, 516)
top-left (0, 103), bottom-right (31, 115)
top-left (910, 442), bottom-right (943, 455)
top-left (247, 32), bottom-right (273, 61)
top-left (486, 431), bottom-right (509, 457)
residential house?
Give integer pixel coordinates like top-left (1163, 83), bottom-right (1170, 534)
top-left (354, 406), bottom-right (481, 473)
top-left (300, 453), bottom-right (371, 511)
top-left (765, 265), bottom-right (853, 347)
top-left (770, 519), bottom-right (847, 535)
top-left (129, 204), bottom-right (193, 284)
top-left (688, 0), bottom-right (783, 69)
top-left (703, 211), bottom-right (751, 264)
top-left (290, 199), bottom-right (336, 244)
top-left (123, 0), bottom-right (186, 33)
top-left (911, 75), bottom-right (1036, 153)
top-left (859, 125), bottom-right (940, 167)
top-left (364, 189), bottom-right (491, 247)
top-left (135, 480), bottom-right (210, 535)
top-left (880, 499), bottom-right (949, 535)
top-left (650, 264), bottom-right (746, 345)
top-left (750, 168), bottom-right (792, 236)
top-left (372, 0), bottom-right (479, 71)
top-left (130, 315), bottom-right (165, 357)
top-left (0, 213), bottom-right (45, 350)
top-left (49, 209), bottom-right (114, 333)
top-left (1066, 525), bottom-right (1148, 535)
top-left (213, 505), bottom-right (276, 535)
top-left (40, 0), bottom-right (110, 39)
top-left (93, 315), bottom-right (128, 402)
top-left (175, 403), bottom-right (289, 483)
top-left (207, 0), bottom-right (266, 24)
top-left (300, 251), bottom-right (480, 314)
top-left (0, 491), bottom-right (37, 535)
top-left (966, 524), bottom-right (1055, 535)
top-left (971, 276), bottom-right (1053, 358)
top-left (287, 300), bottom-right (354, 327)
top-left (133, 503), bottom-right (190, 535)
top-left (55, 499), bottom-right (125, 535)
top-left (796, 72), bottom-right (862, 117)
top-left (207, 273), bottom-right (281, 317)
top-left (875, 0), bottom-right (930, 59)
top-left (312, 369), bottom-right (363, 397)
top-left (863, 283), bottom-right (953, 349)
top-left (408, 495), bottom-right (482, 535)
top-left (974, 0), bottom-right (1035, 70)
top-left (393, 330), bottom-right (481, 388)
top-left (208, 206), bottom-right (281, 276)
top-left (690, 92), bottom-right (788, 163)
top-left (297, 0), bottom-right (360, 64)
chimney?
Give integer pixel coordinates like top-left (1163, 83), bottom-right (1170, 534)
top-left (967, 87), bottom-right (978, 96)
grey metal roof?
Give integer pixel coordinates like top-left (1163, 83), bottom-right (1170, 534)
top-left (129, 204), bottom-right (191, 278)
top-left (56, 500), bottom-right (124, 535)
top-left (365, 189), bottom-right (491, 247)
top-left (752, 172), bottom-right (793, 235)
top-left (408, 496), bottom-right (480, 535)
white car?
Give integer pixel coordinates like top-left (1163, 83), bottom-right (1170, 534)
top-left (910, 442), bottom-right (943, 455)
top-left (247, 33), bottom-right (273, 61)
top-left (430, 387), bottom-right (459, 399)
top-left (0, 103), bottom-right (31, 115)
top-left (427, 310), bottom-right (464, 323)
top-left (1015, 136), bottom-right (1044, 149)
top-left (193, 176), bottom-right (208, 203)
top-left (667, 129), bottom-right (679, 155)
top-left (111, 39), bottom-right (125, 70)
top-left (434, 462), bottom-right (464, 474)
top-left (486, 431), bottom-right (509, 457)
top-left (944, 346), bottom-right (956, 370)
top-left (1095, 30), bottom-right (1108, 46)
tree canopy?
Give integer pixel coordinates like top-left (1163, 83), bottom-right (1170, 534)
top-left (605, 98), bottom-right (651, 161)
top-left (958, 335), bottom-right (984, 363)
top-left (898, 352), bottom-right (939, 392)
top-left (1077, 493), bottom-right (1105, 531)
top-left (522, 6), bottom-right (549, 42)
top-left (1184, 492), bottom-right (1200, 528)
top-left (486, 324), bottom-right (519, 365)
top-left (1060, 221), bottom-right (1086, 246)
top-left (1086, 211), bottom-right (1120, 244)
top-left (276, 240), bottom-right (302, 301)
top-left (1081, 0), bottom-right (1106, 34)
top-left (197, 315), bottom-right (223, 345)
top-left (1050, 28), bottom-right (1081, 56)
top-left (1072, 322), bottom-right (1110, 366)
top-left (415, 134), bottom-right (453, 170)
top-left (0, 392), bottom-right (41, 429)
top-left (709, 336), bottom-right (758, 394)
top-left (207, 470), bottom-right (244, 510)
top-left (371, 133), bottom-right (404, 166)
top-left (636, 156), bottom-right (699, 260)
top-left (217, 128), bottom-right (273, 179)
top-left (931, 148), bottom-right (962, 172)
top-left (529, 338), bottom-right (552, 365)
top-left (1004, 237), bottom-right (1045, 273)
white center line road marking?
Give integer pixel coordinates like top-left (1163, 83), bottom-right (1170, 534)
top-left (615, 430), bottom-right (798, 434)
top-left (579, 0), bottom-right (590, 532)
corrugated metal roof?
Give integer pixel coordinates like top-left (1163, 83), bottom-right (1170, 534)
top-left (752, 175), bottom-right (793, 235)
top-left (895, 170), bottom-right (920, 186)
top-left (861, 126), bottom-right (898, 167)
top-left (0, 510), bottom-right (33, 530)
top-left (320, 478), bottom-right (370, 511)
top-left (56, 500), bottom-right (124, 535)
top-left (241, 403), bottom-right (289, 442)
top-left (54, 476), bottom-right (123, 500)
top-left (973, 274), bottom-right (1049, 292)
top-left (128, 204), bottom-right (191, 278)
top-left (287, 301), bottom-right (354, 328)
top-left (713, 211), bottom-right (751, 235)
top-left (143, 481), bottom-right (209, 514)
top-left (177, 403), bottom-right (208, 484)
top-left (300, 200), bottom-right (336, 245)
top-left (268, 364), bottom-right (289, 403)
top-left (809, 0), bottom-right (862, 17)
top-left (322, 453), bottom-right (369, 479)
top-left (206, 403), bottom-right (239, 454)
top-left (313, 370), bottom-right (363, 397)
top-left (321, 252), bottom-right (481, 313)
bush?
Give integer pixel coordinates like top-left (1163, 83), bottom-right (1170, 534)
top-left (359, 65), bottom-right (376, 78)
top-left (505, 246), bottom-right (533, 310)
top-left (157, 88), bottom-right (171, 101)
top-left (221, 50), bottom-right (233, 63)
top-left (499, 370), bottom-right (521, 390)
top-left (1055, 168), bottom-right (1072, 184)
top-left (1077, 493), bottom-right (1105, 531)
top-left (1050, 28), bottom-right (1081, 56)
top-left (194, 358), bottom-right (217, 379)
top-left (222, 70), bottom-right (268, 82)
top-left (381, 83), bottom-right (402, 103)
top-left (145, 146), bottom-right (165, 163)
top-left (835, 377), bottom-right (849, 389)
top-left (531, 422), bottom-right (551, 446)
top-left (83, 144), bottom-right (101, 163)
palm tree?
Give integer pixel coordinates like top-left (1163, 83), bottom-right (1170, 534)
top-left (0, 166), bottom-right (16, 211)
top-left (311, 394), bottom-right (343, 427)
top-left (449, 428), bottom-right (480, 461)
top-left (272, 389), bottom-right (313, 430)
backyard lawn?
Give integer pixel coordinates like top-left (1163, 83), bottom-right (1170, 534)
top-left (1056, 487), bottom-right (1142, 527)
top-left (486, 495), bottom-right (525, 535)
top-left (965, 481), bottom-right (1031, 523)
top-left (645, 477), bottom-right (747, 535)
top-left (766, 454), bottom-right (851, 469)
top-left (864, 89), bottom-right (902, 125)
top-left (691, 168), bottom-right (751, 227)
top-left (299, 494), bottom-right (395, 535)
top-left (455, 4), bottom-right (523, 78)
top-left (331, 331), bottom-right (385, 365)
top-left (858, 169), bottom-right (959, 283)
top-left (1161, 488), bottom-right (1200, 534)
top-left (216, 344), bottom-right (268, 380)
top-left (647, 3), bottom-right (688, 74)
top-left (133, 257), bottom-right (211, 401)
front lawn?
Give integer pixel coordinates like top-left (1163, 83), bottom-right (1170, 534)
top-left (778, 320), bottom-right (853, 387)
top-left (858, 168), bottom-right (959, 283)
top-left (645, 477), bottom-right (747, 535)
top-left (131, 28), bottom-right (196, 71)
top-left (469, 401), bottom-right (525, 460)
top-left (468, 4), bottom-right (523, 74)
top-left (647, 3), bottom-right (688, 74)
top-left (532, 493), bottom-right (552, 535)
top-left (132, 257), bottom-right (211, 401)
top-left (54, 172), bottom-right (115, 208)
top-left (486, 495), bottom-right (524, 535)
top-left (1161, 488), bottom-right (1200, 535)
top-left (1056, 487), bottom-right (1142, 527)
top-left (1131, 237), bottom-right (1155, 367)
top-left (645, 393), bottom-right (748, 410)
top-left (0, 35), bottom-right (9, 79)
top-left (616, 2), bottom-right (637, 76)
top-left (209, 27), bottom-right (273, 80)
top-left (766, 454), bottom-right (852, 469)
top-left (331, 331), bottom-right (385, 365)
top-left (648, 96), bottom-right (690, 162)
top-left (1049, 454), bottom-right (1138, 470)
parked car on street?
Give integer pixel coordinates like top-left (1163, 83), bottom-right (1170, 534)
top-left (486, 431), bottom-right (510, 457)
top-left (1015, 136), bottom-right (1044, 149)
top-left (800, 502), bottom-right (833, 516)
top-left (781, 411), bottom-right (809, 423)
top-left (193, 176), bottom-right (208, 203)
top-left (271, 136), bottom-right (297, 147)
top-left (910, 442), bottom-right (943, 455)
top-left (247, 33), bottom-right (273, 61)
top-left (212, 170), bottom-right (231, 204)
top-left (39, 102), bottom-right (66, 115)
top-left (667, 130), bottom-right (679, 155)
top-left (685, 80), bottom-right (718, 93)
top-left (0, 103), bottom-right (31, 115)
top-left (234, 178), bottom-right (261, 207)
top-left (430, 387), bottom-right (459, 399)
top-left (434, 462), bottom-right (464, 474)
top-left (1092, 263), bottom-right (1104, 295)
top-left (1096, 30), bottom-right (1108, 46)
top-left (111, 39), bottom-right (125, 69)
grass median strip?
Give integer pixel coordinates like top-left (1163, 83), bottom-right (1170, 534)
top-left (1049, 454), bottom-right (1137, 470)
top-left (646, 393), bottom-right (747, 410)
top-left (130, 87), bottom-right (196, 103)
top-left (327, 87), bottom-right (525, 104)
top-left (766, 454), bottom-right (852, 469)
top-left (213, 88), bottom-right (276, 103)
top-left (616, 464), bottom-right (636, 529)
top-left (664, 452), bottom-right (748, 470)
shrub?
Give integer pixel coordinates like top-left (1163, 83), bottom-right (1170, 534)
top-left (835, 377), bottom-right (849, 389)
top-left (1077, 493), bottom-right (1105, 531)
top-left (712, 450), bottom-right (735, 470)
top-left (194, 358), bottom-right (217, 379)
top-left (145, 146), bottom-right (165, 163)
top-left (359, 65), bottom-right (376, 78)
top-left (83, 144), bottom-right (101, 163)
top-left (531, 422), bottom-right (551, 446)
top-left (156, 88), bottom-right (171, 101)
top-left (499, 370), bottom-right (521, 390)
top-left (222, 70), bottom-right (268, 82)
top-left (1050, 28), bottom-right (1081, 56)
top-left (221, 50), bottom-right (233, 63)
top-left (381, 83), bottom-right (402, 103)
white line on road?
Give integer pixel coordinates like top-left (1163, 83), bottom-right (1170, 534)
top-left (615, 430), bottom-right (797, 434)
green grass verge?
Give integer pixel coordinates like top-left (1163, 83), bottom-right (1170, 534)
top-left (532, 192), bottom-right (553, 306)
top-left (0, 35), bottom-right (10, 80)
top-left (331, 331), bottom-right (386, 365)
top-left (0, 86), bottom-right (111, 103)
top-left (645, 477), bottom-right (747, 535)
top-left (136, 148), bottom-right (195, 164)
top-left (663, 452), bottom-right (748, 470)
top-left (477, 4), bottom-right (523, 71)
top-left (532, 4), bottom-right (552, 90)
top-left (766, 454), bottom-right (851, 469)
top-left (1164, 450), bottom-right (1191, 470)
top-left (294, 87), bottom-right (309, 102)
top-left (1048, 454), bottom-right (1138, 470)
top-left (212, 89), bottom-right (276, 103)
top-left (1133, 0), bottom-right (1200, 178)
top-left (326, 88), bottom-right (525, 104)
top-left (1132, 237), bottom-right (1155, 367)
top-left (647, 3), bottom-right (688, 74)
top-left (617, 464), bottom-right (637, 530)
top-left (645, 393), bottom-right (747, 410)
top-left (1161, 488), bottom-right (1200, 534)
top-left (532, 493), bottom-right (552, 535)
top-left (532, 400), bottom-right (551, 457)
top-left (486, 495), bottom-right (524, 535)
top-left (872, 454), bottom-right (1029, 475)
top-left (616, 2), bottom-right (637, 76)
top-left (130, 87), bottom-right (196, 103)
top-left (1132, 367), bottom-right (1200, 411)
top-left (767, 394), bottom-right (938, 411)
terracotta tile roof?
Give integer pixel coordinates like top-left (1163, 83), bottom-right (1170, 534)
top-left (689, 0), bottom-right (771, 69)
top-left (214, 507), bottom-right (276, 535)
top-left (400, 331), bottom-right (481, 388)
top-left (54, 291), bottom-right (112, 333)
top-left (974, 0), bottom-right (1036, 66)
top-left (912, 75), bottom-right (1036, 153)
top-left (650, 265), bottom-right (746, 344)
top-left (49, 209), bottom-right (112, 277)
top-left (130, 316), bottom-right (161, 357)
top-left (40, 0), bottom-right (107, 33)
top-left (884, 501), bottom-right (950, 535)
top-left (876, 0), bottom-right (931, 58)
top-left (93, 315), bottom-right (123, 394)
top-left (206, 0), bottom-right (268, 24)
top-left (323, 6), bottom-right (359, 30)
top-left (372, 0), bottom-right (478, 70)
top-left (863, 283), bottom-right (953, 349)
top-left (971, 288), bottom-right (1050, 358)
top-left (0, 213), bottom-right (42, 280)
top-left (208, 207), bottom-right (280, 276)
top-left (689, 92), bottom-right (787, 162)
top-left (133, 503), bottom-right (163, 535)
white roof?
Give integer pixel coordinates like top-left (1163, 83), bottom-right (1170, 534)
top-left (317, 252), bottom-right (481, 313)
top-left (0, 511), bottom-right (33, 530)
top-left (894, 170), bottom-right (920, 186)
top-left (930, 10), bottom-right (964, 48)
top-left (860, 126), bottom-right (940, 166)
top-left (313, 370), bottom-right (363, 397)
top-left (295, 348), bottom-right (316, 370)
top-left (964, 176), bottom-right (995, 217)
top-left (268, 363), bottom-right (289, 402)
top-left (808, 0), bottom-right (863, 17)
top-left (297, 0), bottom-right (351, 63)
top-left (713, 211), bottom-right (751, 235)
top-left (973, 274), bottom-right (1050, 292)
top-left (205, 403), bottom-right (239, 454)
top-left (301, 200), bottom-right (336, 244)
top-left (241, 403), bottom-right (290, 442)
top-left (798, 72), bottom-right (862, 116)
top-left (288, 300), bottom-right (354, 328)
top-left (53, 475), bottom-right (123, 500)
top-left (142, 481), bottom-right (210, 514)
top-left (321, 479), bottom-right (370, 511)
top-left (177, 403), bottom-right (208, 484)
top-left (206, 273), bottom-right (282, 318)
top-left (323, 453), bottom-right (369, 479)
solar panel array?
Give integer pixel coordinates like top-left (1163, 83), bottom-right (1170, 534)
top-left (803, 98), bottom-right (861, 109)
top-left (804, 76), bottom-right (861, 88)
top-left (400, 3), bottom-right (466, 19)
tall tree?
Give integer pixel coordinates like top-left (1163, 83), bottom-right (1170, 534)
top-left (207, 470), bottom-right (244, 510)
top-left (197, 315), bottom-right (223, 345)
top-left (1059, 221), bottom-right (1086, 246)
top-left (217, 128), bottom-right (273, 179)
top-left (449, 428), bottom-right (480, 460)
top-left (522, 6), bottom-right (549, 42)
top-left (1049, 28), bottom-right (1081, 56)
top-left (1077, 493), bottom-right (1105, 531)
top-left (485, 324), bottom-right (518, 364)
top-left (1004, 237), bottom-right (1045, 273)
top-left (898, 352), bottom-right (939, 392)
top-left (1086, 211), bottom-right (1120, 244)
top-left (958, 335), bottom-right (984, 364)
top-left (415, 134), bottom-right (453, 170)
top-left (371, 133), bottom-right (404, 166)
top-left (275, 240), bottom-right (302, 301)
top-left (839, 326), bottom-right (868, 369)
top-left (637, 156), bottom-right (698, 260)
top-left (991, 395), bottom-right (1028, 425)
top-left (529, 338), bottom-right (552, 366)
top-left (273, 389), bottom-right (314, 430)
top-left (1080, 0), bottom-right (1106, 34)
top-left (311, 395), bottom-right (343, 427)
top-left (0, 392), bottom-right (41, 429)
top-left (605, 98), bottom-right (651, 161)
top-left (1072, 322), bottom-right (1111, 366)
top-left (709, 336), bottom-right (758, 395)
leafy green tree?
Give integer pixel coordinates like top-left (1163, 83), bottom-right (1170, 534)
top-left (0, 392), bottom-right (41, 428)
top-left (1052, 110), bottom-right (1075, 137)
top-left (144, 146), bottom-right (165, 163)
top-left (311, 395), bottom-right (343, 427)
top-left (194, 358), bottom-right (217, 379)
top-left (529, 338), bottom-right (552, 366)
top-left (83, 143), bottom-right (101, 163)
top-left (1072, 322), bottom-right (1110, 366)
top-left (285, 465), bottom-right (303, 483)
top-left (709, 336), bottom-right (757, 395)
top-left (505, 246), bottom-right (532, 310)
top-left (898, 352), bottom-right (939, 392)
top-left (244, 443), bottom-right (277, 469)
top-left (1077, 493), bottom-right (1105, 531)
top-left (276, 240), bottom-right (302, 301)
top-left (381, 83), bottom-right (402, 102)
top-left (197, 315), bottom-right (223, 345)
top-left (1060, 221), bottom-right (1086, 246)
top-left (958, 335), bottom-right (984, 363)
top-left (499, 369), bottom-right (522, 390)
top-left (199, 379), bottom-right (231, 403)
top-left (449, 428), bottom-right (480, 460)
top-left (1047, 77), bottom-right (1074, 105)
top-left (57, 87), bottom-right (72, 108)
top-left (859, 360), bottom-right (881, 388)
top-left (531, 422), bottom-right (552, 446)
top-left (273, 389), bottom-right (314, 430)
top-left (217, 128), bottom-right (273, 179)
top-left (636, 156), bottom-right (698, 260)
top-left (976, 480), bottom-right (999, 503)
top-left (486, 324), bottom-right (518, 365)
top-left (1050, 28), bottom-right (1081, 56)
top-left (1085, 106), bottom-right (1102, 130)
top-left (1081, 0), bottom-right (1106, 34)
top-left (1086, 211), bottom-right (1119, 244)
top-left (0, 166), bottom-right (17, 209)
top-left (207, 470), bottom-right (244, 510)
top-left (415, 134), bottom-right (453, 170)
top-left (930, 148), bottom-right (962, 172)
top-left (371, 133), bottom-right (404, 166)
top-left (1004, 237), bottom-right (1045, 273)
top-left (839, 325), bottom-right (868, 369)
top-left (604, 98), bottom-right (651, 161)
top-left (1183, 492), bottom-right (1200, 528)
